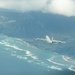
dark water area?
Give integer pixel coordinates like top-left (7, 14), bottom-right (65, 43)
top-left (0, 11), bottom-right (75, 38)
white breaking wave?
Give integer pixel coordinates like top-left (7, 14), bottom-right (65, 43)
top-left (47, 59), bottom-right (65, 66)
top-left (68, 65), bottom-right (75, 72)
top-left (47, 65), bottom-right (62, 71)
top-left (62, 55), bottom-right (75, 64)
top-left (25, 50), bottom-right (38, 60)
top-left (0, 40), bottom-right (24, 51)
top-left (62, 55), bottom-right (71, 62)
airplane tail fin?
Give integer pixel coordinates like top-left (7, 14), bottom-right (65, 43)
top-left (46, 35), bottom-right (52, 43)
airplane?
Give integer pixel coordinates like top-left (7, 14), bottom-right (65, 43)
top-left (35, 35), bottom-right (66, 44)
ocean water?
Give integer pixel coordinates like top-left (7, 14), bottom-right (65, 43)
top-left (0, 34), bottom-right (75, 75)
top-left (0, 11), bottom-right (75, 75)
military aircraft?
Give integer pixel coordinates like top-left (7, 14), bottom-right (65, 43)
top-left (36, 35), bottom-right (66, 44)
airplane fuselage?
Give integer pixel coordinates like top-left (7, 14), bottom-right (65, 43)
top-left (35, 35), bottom-right (66, 44)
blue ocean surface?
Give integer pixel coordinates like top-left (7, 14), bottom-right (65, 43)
top-left (0, 33), bottom-right (75, 75)
top-left (0, 12), bottom-right (75, 75)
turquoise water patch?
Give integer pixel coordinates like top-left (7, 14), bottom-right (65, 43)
top-left (0, 34), bottom-right (75, 75)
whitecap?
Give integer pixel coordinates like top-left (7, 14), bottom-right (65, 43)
top-left (47, 65), bottom-right (62, 71)
top-left (68, 65), bottom-right (75, 72)
top-left (47, 59), bottom-right (65, 66)
top-left (25, 50), bottom-right (38, 60)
